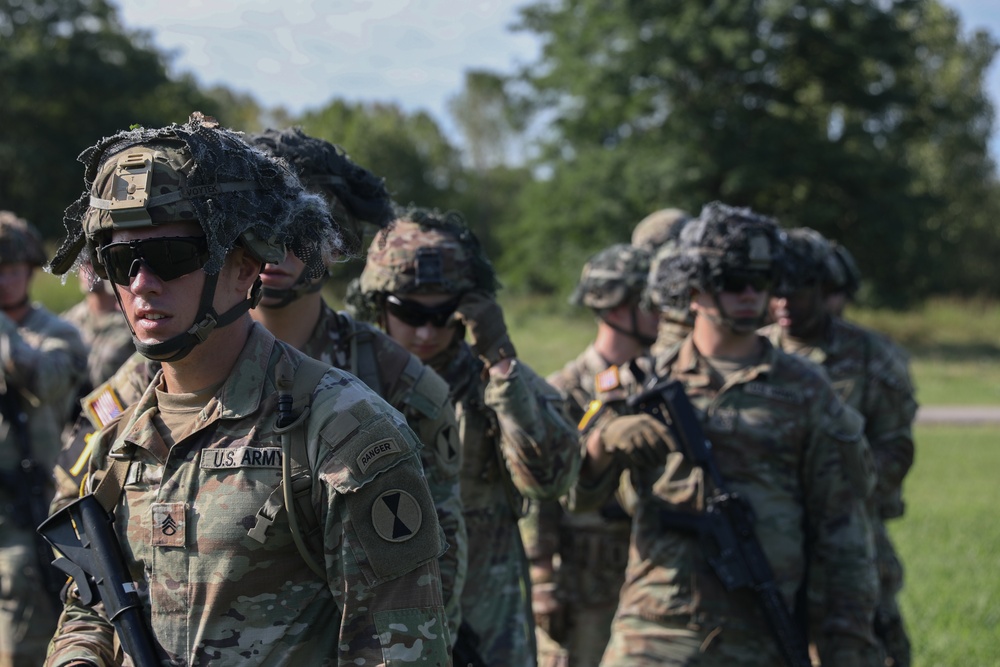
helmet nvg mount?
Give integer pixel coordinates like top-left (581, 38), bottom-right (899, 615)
top-left (49, 113), bottom-right (341, 362)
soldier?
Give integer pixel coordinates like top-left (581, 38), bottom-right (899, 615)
top-left (524, 243), bottom-right (656, 667)
top-left (43, 115), bottom-right (450, 666)
top-left (574, 202), bottom-right (880, 666)
top-left (822, 241), bottom-right (862, 318)
top-left (0, 211), bottom-right (88, 667)
top-left (764, 228), bottom-right (917, 667)
top-left (630, 208), bottom-right (691, 253)
top-left (351, 207), bottom-right (582, 666)
top-left (247, 127), bottom-right (467, 647)
top-left (639, 211), bottom-right (695, 355)
top-left (60, 261), bottom-right (135, 392)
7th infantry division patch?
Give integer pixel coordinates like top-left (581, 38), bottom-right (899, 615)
top-left (372, 489), bottom-right (422, 542)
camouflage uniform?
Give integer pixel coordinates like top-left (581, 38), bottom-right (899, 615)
top-left (765, 227), bottom-right (917, 666)
top-left (43, 117), bottom-right (450, 665)
top-left (573, 204), bottom-right (879, 666)
top-left (47, 325), bottom-right (450, 666)
top-left (523, 244), bottom-right (653, 667)
top-left (0, 212), bottom-right (88, 667)
top-left (60, 293), bottom-right (135, 391)
top-left (355, 210), bottom-right (582, 666)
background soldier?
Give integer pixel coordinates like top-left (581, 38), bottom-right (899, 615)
top-left (523, 243), bottom-right (657, 667)
top-left (44, 115), bottom-right (450, 666)
top-left (574, 202), bottom-right (880, 666)
top-left (630, 208), bottom-right (691, 253)
top-left (247, 127), bottom-right (468, 647)
top-left (640, 211), bottom-right (695, 355)
top-left (764, 227), bottom-right (917, 667)
top-left (0, 211), bottom-right (87, 667)
top-left (351, 208), bottom-right (581, 666)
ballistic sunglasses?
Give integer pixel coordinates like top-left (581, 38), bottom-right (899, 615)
top-left (99, 236), bottom-right (210, 286)
top-left (717, 271), bottom-right (774, 294)
top-left (385, 294), bottom-right (460, 328)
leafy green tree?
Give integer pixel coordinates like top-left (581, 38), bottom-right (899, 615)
top-left (508, 0), bottom-right (998, 304)
top-left (0, 0), bottom-right (222, 239)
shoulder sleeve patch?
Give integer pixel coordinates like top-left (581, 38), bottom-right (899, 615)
top-left (319, 412), bottom-right (418, 494)
top-left (594, 366), bottom-right (621, 393)
top-left (84, 385), bottom-right (125, 429)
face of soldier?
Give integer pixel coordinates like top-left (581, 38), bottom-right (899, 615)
top-left (770, 285), bottom-right (826, 339)
top-left (258, 250), bottom-right (317, 307)
top-left (384, 291), bottom-right (460, 362)
top-left (692, 279), bottom-right (770, 335)
top-left (606, 301), bottom-right (660, 342)
top-left (108, 221), bottom-right (248, 348)
top-left (0, 261), bottom-right (32, 312)
top-left (824, 291), bottom-right (849, 318)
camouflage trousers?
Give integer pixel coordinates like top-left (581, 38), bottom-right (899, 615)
top-left (0, 525), bottom-right (60, 667)
top-left (599, 616), bottom-right (785, 666)
top-left (875, 520), bottom-right (909, 667)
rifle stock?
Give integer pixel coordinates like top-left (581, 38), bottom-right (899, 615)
top-left (38, 494), bottom-right (161, 667)
top-left (625, 379), bottom-right (812, 667)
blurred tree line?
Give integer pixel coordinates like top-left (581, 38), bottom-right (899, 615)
top-left (1, 0), bottom-right (996, 307)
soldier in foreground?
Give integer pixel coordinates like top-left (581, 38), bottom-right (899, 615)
top-left (352, 208), bottom-right (581, 666)
top-left (43, 115), bottom-right (450, 666)
top-left (247, 127), bottom-right (468, 646)
top-left (0, 212), bottom-right (87, 667)
top-left (524, 243), bottom-right (657, 667)
top-left (573, 202), bottom-right (880, 666)
top-left (764, 228), bottom-right (917, 666)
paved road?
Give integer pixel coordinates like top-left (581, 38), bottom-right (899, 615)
top-left (916, 406), bottom-right (1000, 424)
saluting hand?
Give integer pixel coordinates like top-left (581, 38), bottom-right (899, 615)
top-left (452, 291), bottom-right (517, 367)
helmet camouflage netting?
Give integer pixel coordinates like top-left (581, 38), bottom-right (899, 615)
top-left (826, 241), bottom-right (862, 298)
top-left (570, 243), bottom-right (650, 310)
top-left (644, 240), bottom-right (694, 324)
top-left (49, 113), bottom-right (342, 280)
top-left (778, 227), bottom-right (833, 293)
top-left (673, 201), bottom-right (782, 294)
top-left (0, 211), bottom-right (47, 266)
top-left (247, 127), bottom-right (394, 257)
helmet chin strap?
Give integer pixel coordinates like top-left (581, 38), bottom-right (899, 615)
top-left (115, 275), bottom-right (264, 363)
top-left (1, 295), bottom-right (30, 313)
top-left (708, 292), bottom-right (766, 335)
top-left (602, 305), bottom-right (657, 347)
top-left (260, 268), bottom-right (327, 309)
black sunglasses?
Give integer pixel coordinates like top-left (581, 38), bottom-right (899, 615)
top-left (99, 236), bottom-right (210, 286)
top-left (385, 294), bottom-right (460, 328)
top-left (718, 271), bottom-right (774, 294)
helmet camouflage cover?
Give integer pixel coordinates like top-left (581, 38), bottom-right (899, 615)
top-left (645, 240), bottom-right (694, 324)
top-left (778, 227), bottom-right (833, 293)
top-left (358, 207), bottom-right (499, 299)
top-left (570, 243), bottom-right (650, 310)
top-left (0, 211), bottom-right (47, 266)
top-left (49, 113), bottom-right (342, 281)
top-left (247, 127), bottom-right (394, 256)
top-left (826, 241), bottom-right (862, 298)
top-left (674, 201), bottom-right (782, 294)
top-left (631, 207), bottom-right (692, 252)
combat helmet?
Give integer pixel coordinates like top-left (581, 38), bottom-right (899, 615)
top-left (570, 243), bottom-right (651, 311)
top-left (350, 207), bottom-right (498, 321)
top-left (248, 128), bottom-right (394, 307)
top-left (675, 201), bottom-right (782, 332)
top-left (0, 211), bottom-right (47, 266)
top-left (49, 113), bottom-right (340, 362)
top-left (631, 208), bottom-right (692, 252)
top-left (826, 241), bottom-right (861, 299)
top-left (645, 241), bottom-right (695, 327)
top-left (777, 227), bottom-right (834, 294)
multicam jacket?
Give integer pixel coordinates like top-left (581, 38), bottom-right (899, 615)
top-left (433, 341), bottom-right (581, 667)
top-left (573, 336), bottom-right (879, 665)
top-left (300, 303), bottom-right (466, 641)
top-left (762, 318), bottom-right (917, 518)
top-left (46, 325), bottom-right (450, 666)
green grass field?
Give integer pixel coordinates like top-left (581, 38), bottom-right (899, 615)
top-left (893, 425), bottom-right (1000, 667)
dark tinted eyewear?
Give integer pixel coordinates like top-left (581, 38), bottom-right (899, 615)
top-left (719, 272), bottom-right (774, 294)
top-left (385, 294), bottom-right (459, 328)
top-left (99, 236), bottom-right (210, 286)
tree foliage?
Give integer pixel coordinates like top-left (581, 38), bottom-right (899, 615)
top-left (0, 0), bottom-right (220, 239)
top-left (508, 0), bottom-right (998, 305)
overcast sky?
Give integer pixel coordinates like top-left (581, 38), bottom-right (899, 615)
top-left (118, 0), bottom-right (1000, 154)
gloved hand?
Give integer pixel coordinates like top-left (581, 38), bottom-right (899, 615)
top-left (599, 414), bottom-right (675, 468)
top-left (452, 291), bottom-right (517, 366)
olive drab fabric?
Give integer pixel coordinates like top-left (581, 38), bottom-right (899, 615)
top-left (46, 325), bottom-right (450, 666)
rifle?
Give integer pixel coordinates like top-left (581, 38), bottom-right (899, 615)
top-left (452, 620), bottom-right (488, 667)
top-left (625, 379), bottom-right (812, 667)
top-left (38, 494), bottom-right (161, 667)
top-left (0, 387), bottom-right (64, 601)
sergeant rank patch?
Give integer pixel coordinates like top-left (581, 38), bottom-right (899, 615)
top-left (372, 490), bottom-right (422, 543)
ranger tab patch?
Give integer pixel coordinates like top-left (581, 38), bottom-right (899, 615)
top-left (372, 489), bottom-right (422, 542)
top-left (357, 438), bottom-right (400, 473)
top-left (595, 366), bottom-right (621, 393)
top-left (200, 447), bottom-right (283, 470)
